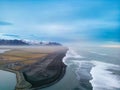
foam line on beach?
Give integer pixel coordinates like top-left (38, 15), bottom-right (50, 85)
top-left (73, 60), bottom-right (120, 90)
top-left (62, 49), bottom-right (84, 65)
top-left (90, 61), bottom-right (120, 90)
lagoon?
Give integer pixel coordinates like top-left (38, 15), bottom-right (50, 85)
top-left (0, 49), bottom-right (16, 90)
top-left (0, 70), bottom-right (16, 90)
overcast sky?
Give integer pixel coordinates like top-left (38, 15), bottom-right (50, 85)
top-left (0, 0), bottom-right (120, 42)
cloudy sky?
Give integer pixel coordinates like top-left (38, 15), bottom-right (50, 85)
top-left (0, 0), bottom-right (120, 43)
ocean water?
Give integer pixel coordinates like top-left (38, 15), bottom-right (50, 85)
top-left (0, 49), bottom-right (16, 90)
top-left (42, 45), bottom-right (120, 90)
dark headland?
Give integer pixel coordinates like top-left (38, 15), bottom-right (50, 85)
top-left (23, 48), bottom-right (68, 90)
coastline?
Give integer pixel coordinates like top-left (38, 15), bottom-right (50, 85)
top-left (0, 47), bottom-right (68, 90)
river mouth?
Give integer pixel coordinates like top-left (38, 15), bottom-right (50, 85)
top-left (0, 49), bottom-right (17, 90)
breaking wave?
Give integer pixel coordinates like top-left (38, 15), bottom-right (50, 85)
top-left (63, 49), bottom-right (120, 90)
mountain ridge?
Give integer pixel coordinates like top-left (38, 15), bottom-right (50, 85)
top-left (0, 39), bottom-right (62, 46)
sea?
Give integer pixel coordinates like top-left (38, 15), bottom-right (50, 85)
top-left (42, 44), bottom-right (120, 90)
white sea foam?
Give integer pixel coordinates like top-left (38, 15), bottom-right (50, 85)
top-left (74, 60), bottom-right (120, 90)
top-left (75, 61), bottom-right (93, 80)
top-left (90, 61), bottom-right (120, 90)
top-left (62, 50), bottom-right (69, 65)
top-left (63, 49), bottom-right (84, 65)
top-left (63, 48), bottom-right (120, 90)
top-left (67, 49), bottom-right (84, 58)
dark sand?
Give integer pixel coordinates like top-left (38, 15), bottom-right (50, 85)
top-left (23, 48), bottom-right (68, 89)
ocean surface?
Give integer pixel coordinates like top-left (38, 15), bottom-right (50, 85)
top-left (42, 45), bottom-right (120, 90)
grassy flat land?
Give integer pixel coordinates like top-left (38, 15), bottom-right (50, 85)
top-left (0, 46), bottom-right (65, 71)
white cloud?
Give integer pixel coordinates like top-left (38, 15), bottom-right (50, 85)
top-left (0, 0), bottom-right (119, 42)
top-left (0, 33), bottom-right (18, 39)
top-left (0, 19), bottom-right (118, 38)
top-left (32, 23), bottom-right (74, 35)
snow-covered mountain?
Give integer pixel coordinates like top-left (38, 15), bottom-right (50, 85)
top-left (0, 33), bottom-right (61, 46)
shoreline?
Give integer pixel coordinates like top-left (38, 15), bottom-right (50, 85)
top-left (0, 48), bottom-right (68, 90)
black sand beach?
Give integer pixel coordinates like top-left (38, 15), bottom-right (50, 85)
top-left (23, 49), bottom-right (68, 89)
